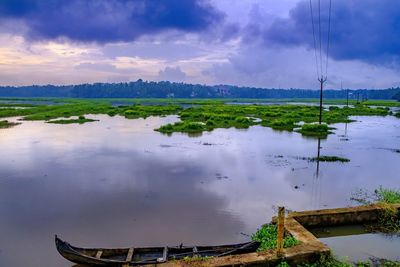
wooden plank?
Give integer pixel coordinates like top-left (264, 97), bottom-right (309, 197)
top-left (126, 248), bottom-right (134, 262)
top-left (95, 250), bottom-right (103, 259)
top-left (276, 206), bottom-right (285, 257)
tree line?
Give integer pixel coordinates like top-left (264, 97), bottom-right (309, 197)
top-left (0, 80), bottom-right (399, 100)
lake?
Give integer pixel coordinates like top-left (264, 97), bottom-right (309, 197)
top-left (0, 114), bottom-right (399, 266)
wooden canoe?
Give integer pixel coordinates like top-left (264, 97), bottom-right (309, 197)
top-left (55, 235), bottom-right (260, 266)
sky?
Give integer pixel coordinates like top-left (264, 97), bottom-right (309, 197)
top-left (0, 0), bottom-right (400, 89)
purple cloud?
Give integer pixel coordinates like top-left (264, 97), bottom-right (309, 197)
top-left (263, 0), bottom-right (400, 65)
top-left (0, 0), bottom-right (224, 43)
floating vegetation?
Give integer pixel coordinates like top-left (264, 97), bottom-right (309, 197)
top-left (47, 116), bottom-right (98, 124)
top-left (262, 119), bottom-right (298, 131)
top-left (294, 155), bottom-right (350, 163)
top-left (0, 120), bottom-right (20, 128)
top-left (251, 224), bottom-right (299, 251)
top-left (309, 156), bottom-right (350, 163)
top-left (295, 123), bottom-right (332, 138)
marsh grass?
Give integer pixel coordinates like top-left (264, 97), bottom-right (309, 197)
top-left (0, 99), bottom-right (392, 135)
top-left (251, 224), bottom-right (299, 252)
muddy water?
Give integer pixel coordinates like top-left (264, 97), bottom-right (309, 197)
top-left (0, 115), bottom-right (399, 266)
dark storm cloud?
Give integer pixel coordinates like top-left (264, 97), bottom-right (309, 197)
top-left (263, 0), bottom-right (400, 64)
top-left (0, 0), bottom-right (223, 43)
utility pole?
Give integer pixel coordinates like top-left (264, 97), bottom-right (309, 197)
top-left (318, 76), bottom-right (327, 124)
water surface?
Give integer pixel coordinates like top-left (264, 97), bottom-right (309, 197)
top-left (0, 114), bottom-right (399, 266)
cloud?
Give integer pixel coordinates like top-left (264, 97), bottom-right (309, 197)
top-left (262, 0), bottom-right (400, 65)
top-left (158, 66), bottom-right (187, 82)
top-left (203, 45), bottom-right (400, 89)
top-left (0, 0), bottom-right (224, 43)
top-left (75, 62), bottom-right (119, 72)
top-left (102, 42), bottom-right (206, 61)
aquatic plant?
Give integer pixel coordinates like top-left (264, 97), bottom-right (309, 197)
top-left (156, 121), bottom-right (208, 134)
top-left (263, 119), bottom-right (297, 131)
top-left (251, 224), bottom-right (299, 251)
top-left (309, 156), bottom-right (350, 163)
top-left (296, 123), bottom-right (331, 137)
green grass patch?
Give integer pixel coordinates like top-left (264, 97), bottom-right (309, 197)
top-left (251, 224), bottom-right (299, 251)
top-left (262, 119), bottom-right (298, 131)
top-left (0, 120), bottom-right (20, 128)
top-left (376, 187), bottom-right (400, 204)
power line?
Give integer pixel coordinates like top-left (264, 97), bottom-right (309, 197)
top-left (309, 0), bottom-right (333, 124)
top-left (309, 0), bottom-right (320, 78)
top-left (309, 0), bottom-right (333, 79)
top-left (318, 0), bottom-right (323, 77)
top-left (325, 0), bottom-right (332, 77)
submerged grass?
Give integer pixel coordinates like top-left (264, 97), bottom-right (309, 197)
top-left (0, 120), bottom-right (20, 128)
top-left (251, 224), bottom-right (299, 251)
top-left (47, 116), bottom-right (98, 124)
